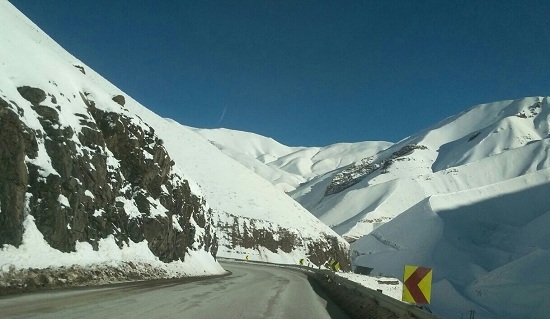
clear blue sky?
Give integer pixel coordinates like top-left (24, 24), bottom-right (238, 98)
top-left (10, 1), bottom-right (550, 146)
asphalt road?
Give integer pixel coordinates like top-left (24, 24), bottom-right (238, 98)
top-left (0, 262), bottom-right (350, 319)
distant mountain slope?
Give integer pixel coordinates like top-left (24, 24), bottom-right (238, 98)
top-left (0, 1), bottom-right (349, 275)
top-left (290, 96), bottom-right (550, 318)
top-left (198, 96), bottom-right (550, 318)
top-left (291, 96), bottom-right (550, 240)
top-left (192, 127), bottom-right (392, 192)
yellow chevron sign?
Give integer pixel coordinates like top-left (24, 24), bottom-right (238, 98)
top-left (402, 265), bottom-right (432, 304)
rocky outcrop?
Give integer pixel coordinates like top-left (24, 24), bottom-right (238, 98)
top-left (73, 65), bottom-right (86, 74)
top-left (215, 212), bottom-right (349, 270)
top-left (325, 144), bottom-right (428, 196)
top-left (0, 86), bottom-right (217, 262)
top-left (112, 94), bottom-right (125, 107)
top-left (16, 86), bottom-right (46, 106)
top-left (0, 97), bottom-right (36, 247)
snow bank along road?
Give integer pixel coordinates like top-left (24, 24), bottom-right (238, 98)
top-left (0, 262), bottom-right (350, 319)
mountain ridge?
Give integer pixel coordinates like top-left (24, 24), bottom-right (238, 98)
top-left (2, 1), bottom-right (549, 317)
top-left (0, 0), bottom-right (350, 282)
top-left (199, 96), bottom-right (550, 318)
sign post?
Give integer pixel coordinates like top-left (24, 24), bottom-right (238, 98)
top-left (402, 265), bottom-right (432, 304)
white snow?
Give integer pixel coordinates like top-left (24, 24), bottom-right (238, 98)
top-left (217, 245), bottom-right (310, 265)
top-left (58, 194), bottom-right (70, 207)
top-left (192, 127), bottom-right (391, 192)
top-left (25, 142), bottom-right (60, 178)
top-left (197, 94), bottom-right (550, 318)
top-left (0, 1), bottom-right (224, 278)
top-left (172, 215), bottom-right (184, 232)
top-left (116, 196), bottom-right (142, 219)
top-left (337, 272), bottom-right (403, 301)
top-left (349, 169), bottom-right (550, 319)
top-left (147, 196), bottom-right (168, 218)
top-left (0, 215), bottom-right (225, 276)
top-left (93, 209), bottom-right (104, 217)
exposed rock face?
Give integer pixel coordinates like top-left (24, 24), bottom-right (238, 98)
top-left (16, 86), bottom-right (46, 106)
top-left (0, 97), bottom-right (35, 247)
top-left (112, 95), bottom-right (125, 107)
top-left (0, 86), bottom-right (217, 262)
top-left (73, 65), bottom-right (86, 74)
top-left (325, 144), bottom-right (428, 196)
top-left (215, 212), bottom-right (350, 270)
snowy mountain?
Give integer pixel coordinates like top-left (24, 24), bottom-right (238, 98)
top-left (2, 1), bottom-right (548, 317)
top-left (0, 0), bottom-right (222, 282)
top-left (192, 127), bottom-right (392, 192)
top-left (341, 97), bottom-right (550, 319)
top-left (202, 97), bottom-right (550, 318)
top-left (0, 0), bottom-right (349, 287)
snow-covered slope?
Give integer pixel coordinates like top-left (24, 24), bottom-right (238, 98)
top-left (0, 1), bottom-right (349, 275)
top-left (192, 127), bottom-right (392, 192)
top-left (192, 94), bottom-right (550, 318)
top-left (352, 170), bottom-right (550, 318)
top-left (129, 119), bottom-right (350, 266)
top-left (289, 97), bottom-right (550, 318)
top-left (291, 97), bottom-right (550, 241)
top-left (3, 1), bottom-right (547, 316)
top-left (0, 0), bottom-right (223, 277)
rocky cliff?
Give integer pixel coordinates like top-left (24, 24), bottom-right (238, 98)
top-left (0, 86), bottom-right (217, 263)
top-left (214, 211), bottom-right (349, 269)
top-left (1, 1), bottom-right (350, 277)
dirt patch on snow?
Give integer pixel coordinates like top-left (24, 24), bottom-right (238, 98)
top-left (0, 262), bottom-right (225, 296)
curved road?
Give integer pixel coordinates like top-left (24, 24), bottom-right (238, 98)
top-left (0, 262), bottom-right (350, 318)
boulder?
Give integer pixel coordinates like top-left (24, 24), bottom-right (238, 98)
top-left (112, 95), bottom-right (125, 107)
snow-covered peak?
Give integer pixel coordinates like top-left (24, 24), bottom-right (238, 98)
top-left (193, 127), bottom-right (392, 192)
